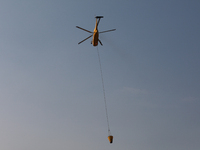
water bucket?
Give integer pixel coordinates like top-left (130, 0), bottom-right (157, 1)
top-left (108, 135), bottom-right (113, 143)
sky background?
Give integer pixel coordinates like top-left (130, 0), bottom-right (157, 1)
top-left (0, 0), bottom-right (200, 150)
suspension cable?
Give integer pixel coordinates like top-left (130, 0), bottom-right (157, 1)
top-left (97, 46), bottom-right (111, 135)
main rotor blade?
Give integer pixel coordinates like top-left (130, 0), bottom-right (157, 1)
top-left (76, 26), bottom-right (93, 33)
top-left (78, 35), bottom-right (93, 44)
top-left (98, 39), bottom-right (103, 46)
top-left (99, 29), bottom-right (116, 33)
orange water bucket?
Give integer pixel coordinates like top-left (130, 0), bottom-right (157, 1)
top-left (108, 135), bottom-right (113, 143)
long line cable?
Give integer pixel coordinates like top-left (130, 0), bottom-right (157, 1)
top-left (97, 46), bottom-right (111, 135)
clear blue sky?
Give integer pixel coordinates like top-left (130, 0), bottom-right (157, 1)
top-left (0, 0), bottom-right (200, 150)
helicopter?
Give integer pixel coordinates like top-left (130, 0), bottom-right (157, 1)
top-left (76, 16), bottom-right (116, 46)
